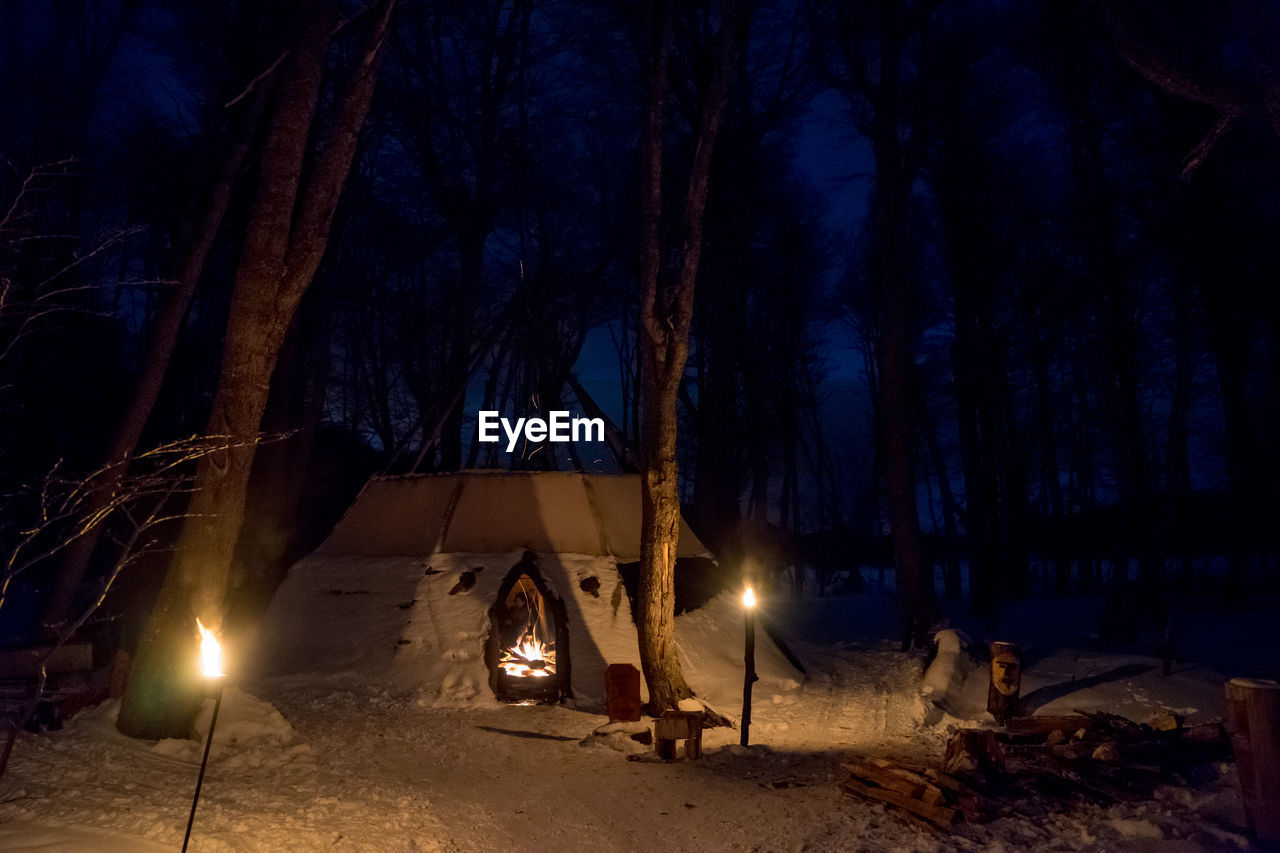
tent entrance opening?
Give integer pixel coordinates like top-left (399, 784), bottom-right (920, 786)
top-left (488, 559), bottom-right (568, 704)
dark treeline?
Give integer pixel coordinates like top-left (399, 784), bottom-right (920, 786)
top-left (0, 0), bottom-right (1278, 658)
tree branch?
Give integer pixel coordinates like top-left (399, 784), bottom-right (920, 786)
top-left (1180, 108), bottom-right (1241, 180)
top-left (1101, 1), bottom-right (1249, 112)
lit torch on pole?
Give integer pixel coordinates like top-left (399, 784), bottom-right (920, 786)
top-left (182, 619), bottom-right (225, 853)
top-left (741, 585), bottom-right (758, 747)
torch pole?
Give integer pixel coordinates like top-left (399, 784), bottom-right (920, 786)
top-left (741, 605), bottom-right (757, 747)
top-left (182, 684), bottom-right (224, 853)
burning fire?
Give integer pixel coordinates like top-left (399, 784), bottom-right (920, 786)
top-left (500, 632), bottom-right (555, 678)
top-left (196, 618), bottom-right (224, 678)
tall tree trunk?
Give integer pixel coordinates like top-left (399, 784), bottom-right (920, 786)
top-left (117, 0), bottom-right (394, 739)
top-left (1032, 331), bottom-right (1068, 595)
top-left (1209, 296), bottom-right (1263, 597)
top-left (230, 262), bottom-right (339, 618)
top-left (1164, 241), bottom-right (1193, 582)
top-left (915, 380), bottom-right (962, 601)
top-left (691, 277), bottom-right (740, 549)
top-left (871, 12), bottom-right (936, 649)
top-left (636, 0), bottom-right (738, 713)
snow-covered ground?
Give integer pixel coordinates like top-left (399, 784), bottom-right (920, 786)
top-left (0, 583), bottom-right (1263, 852)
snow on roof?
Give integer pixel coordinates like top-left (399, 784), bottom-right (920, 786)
top-left (316, 471), bottom-right (710, 560)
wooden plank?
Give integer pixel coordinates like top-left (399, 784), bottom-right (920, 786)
top-left (869, 757), bottom-right (931, 784)
top-left (857, 760), bottom-right (950, 806)
top-left (871, 755), bottom-right (933, 775)
top-left (919, 786), bottom-right (947, 807)
top-left (922, 768), bottom-right (977, 796)
top-left (1184, 722), bottom-right (1226, 743)
top-left (654, 717), bottom-right (691, 740)
top-left (839, 775), bottom-right (957, 826)
top-left (841, 761), bottom-right (926, 798)
top-left (1002, 743), bottom-right (1055, 760)
top-left (1004, 715), bottom-right (1092, 735)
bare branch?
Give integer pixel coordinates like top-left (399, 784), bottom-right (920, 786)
top-left (1102, 2), bottom-right (1250, 112)
top-left (0, 160), bottom-right (79, 236)
top-left (1099, 0), bottom-right (1280, 177)
top-left (224, 50), bottom-right (290, 109)
top-left (1180, 109), bottom-right (1242, 180)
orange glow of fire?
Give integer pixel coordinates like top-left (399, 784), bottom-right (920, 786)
top-left (500, 633), bottom-right (555, 678)
top-left (196, 618), bottom-right (224, 678)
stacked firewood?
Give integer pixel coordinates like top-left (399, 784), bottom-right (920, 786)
top-left (837, 756), bottom-right (987, 827)
top-left (839, 712), bottom-right (1230, 828)
top-left (969, 712), bottom-right (1230, 799)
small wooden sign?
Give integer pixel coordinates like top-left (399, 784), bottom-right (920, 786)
top-left (605, 663), bottom-right (642, 722)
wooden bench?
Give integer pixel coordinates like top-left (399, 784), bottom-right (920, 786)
top-left (654, 710), bottom-right (705, 760)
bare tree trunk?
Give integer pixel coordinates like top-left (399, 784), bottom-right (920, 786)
top-left (1032, 332), bottom-right (1068, 595)
top-left (691, 282), bottom-right (741, 549)
top-left (1164, 238), bottom-right (1193, 582)
top-left (117, 0), bottom-right (394, 739)
top-left (636, 0), bottom-right (738, 714)
top-left (871, 11), bottom-right (936, 650)
top-left (915, 380), bottom-right (962, 601)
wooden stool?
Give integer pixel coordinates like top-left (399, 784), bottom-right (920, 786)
top-left (654, 710), bottom-right (704, 760)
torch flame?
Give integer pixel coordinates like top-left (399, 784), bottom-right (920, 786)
top-left (743, 586), bottom-right (756, 608)
top-left (196, 619), bottom-right (224, 678)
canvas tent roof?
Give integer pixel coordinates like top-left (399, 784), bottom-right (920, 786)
top-left (316, 471), bottom-right (709, 560)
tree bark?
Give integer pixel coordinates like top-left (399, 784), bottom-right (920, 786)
top-left (636, 0), bottom-right (738, 713)
top-left (117, 0), bottom-right (394, 739)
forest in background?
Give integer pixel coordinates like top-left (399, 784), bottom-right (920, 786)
top-left (0, 0), bottom-right (1278, 657)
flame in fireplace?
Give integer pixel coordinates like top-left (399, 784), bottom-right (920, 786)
top-left (500, 631), bottom-right (555, 678)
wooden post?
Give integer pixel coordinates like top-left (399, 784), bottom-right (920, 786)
top-left (987, 641), bottom-right (1021, 724)
top-left (742, 599), bottom-right (757, 746)
top-left (1226, 678), bottom-right (1280, 841)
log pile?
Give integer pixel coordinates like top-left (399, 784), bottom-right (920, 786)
top-left (838, 712), bottom-right (1230, 828)
top-left (974, 712), bottom-right (1230, 801)
top-left (837, 756), bottom-right (987, 827)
